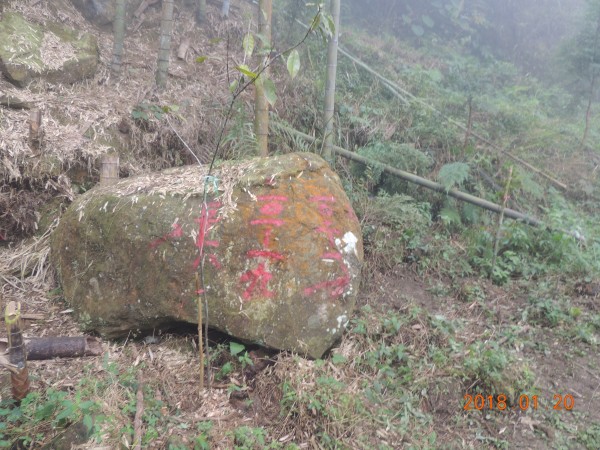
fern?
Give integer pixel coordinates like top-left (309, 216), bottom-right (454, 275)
top-left (437, 162), bottom-right (470, 191)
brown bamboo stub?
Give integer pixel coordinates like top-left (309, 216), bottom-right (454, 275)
top-left (5, 301), bottom-right (30, 401)
top-left (28, 109), bottom-right (43, 153)
top-left (100, 153), bottom-right (120, 185)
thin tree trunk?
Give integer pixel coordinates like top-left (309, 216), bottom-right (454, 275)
top-left (156, 0), bottom-right (175, 89)
top-left (221, 0), bottom-right (230, 18)
top-left (196, 0), bottom-right (207, 24)
top-left (254, 0), bottom-right (272, 157)
top-left (111, 0), bottom-right (127, 74)
top-left (323, 0), bottom-right (341, 162)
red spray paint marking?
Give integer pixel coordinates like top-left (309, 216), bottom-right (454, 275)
top-left (303, 275), bottom-right (351, 297)
top-left (303, 195), bottom-right (354, 298)
top-left (247, 249), bottom-right (284, 261)
top-left (250, 218), bottom-right (285, 227)
top-left (240, 195), bottom-right (289, 301)
top-left (193, 201), bottom-right (222, 269)
top-left (240, 262), bottom-right (275, 300)
top-left (150, 223), bottom-right (184, 249)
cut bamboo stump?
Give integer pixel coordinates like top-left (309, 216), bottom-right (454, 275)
top-left (28, 109), bottom-right (43, 153)
top-left (5, 301), bottom-right (30, 401)
top-left (100, 153), bottom-right (120, 185)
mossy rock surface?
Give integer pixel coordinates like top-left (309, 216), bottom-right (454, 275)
top-left (51, 153), bottom-right (363, 358)
top-left (0, 12), bottom-right (98, 87)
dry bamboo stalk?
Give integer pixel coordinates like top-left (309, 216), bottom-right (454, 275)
top-left (5, 301), bottom-right (30, 401)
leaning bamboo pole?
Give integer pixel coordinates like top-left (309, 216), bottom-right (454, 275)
top-left (276, 124), bottom-right (545, 226)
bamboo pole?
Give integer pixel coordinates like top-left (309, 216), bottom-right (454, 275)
top-left (254, 0), bottom-right (272, 156)
top-left (156, 0), bottom-right (174, 89)
top-left (111, 0), bottom-right (127, 74)
top-left (323, 0), bottom-right (341, 162)
top-left (277, 124), bottom-right (544, 226)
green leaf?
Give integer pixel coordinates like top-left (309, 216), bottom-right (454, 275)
top-left (262, 77), bottom-right (277, 106)
top-left (411, 24), bottom-right (425, 37)
top-left (310, 13), bottom-right (321, 33)
top-left (254, 33), bottom-right (270, 47)
top-left (437, 162), bottom-right (470, 190)
top-left (422, 15), bottom-right (435, 28)
top-left (331, 353), bottom-right (347, 365)
top-left (83, 414), bottom-right (94, 431)
top-left (286, 50), bottom-right (300, 79)
top-left (229, 79), bottom-right (239, 93)
top-left (230, 342), bottom-right (245, 356)
top-left (195, 56), bottom-right (208, 64)
top-left (235, 65), bottom-right (257, 79)
top-left (440, 206), bottom-right (462, 227)
top-left (242, 33), bottom-right (255, 58)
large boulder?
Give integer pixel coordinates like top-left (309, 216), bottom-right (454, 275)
top-left (51, 153), bottom-right (363, 358)
top-left (0, 12), bottom-right (98, 87)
